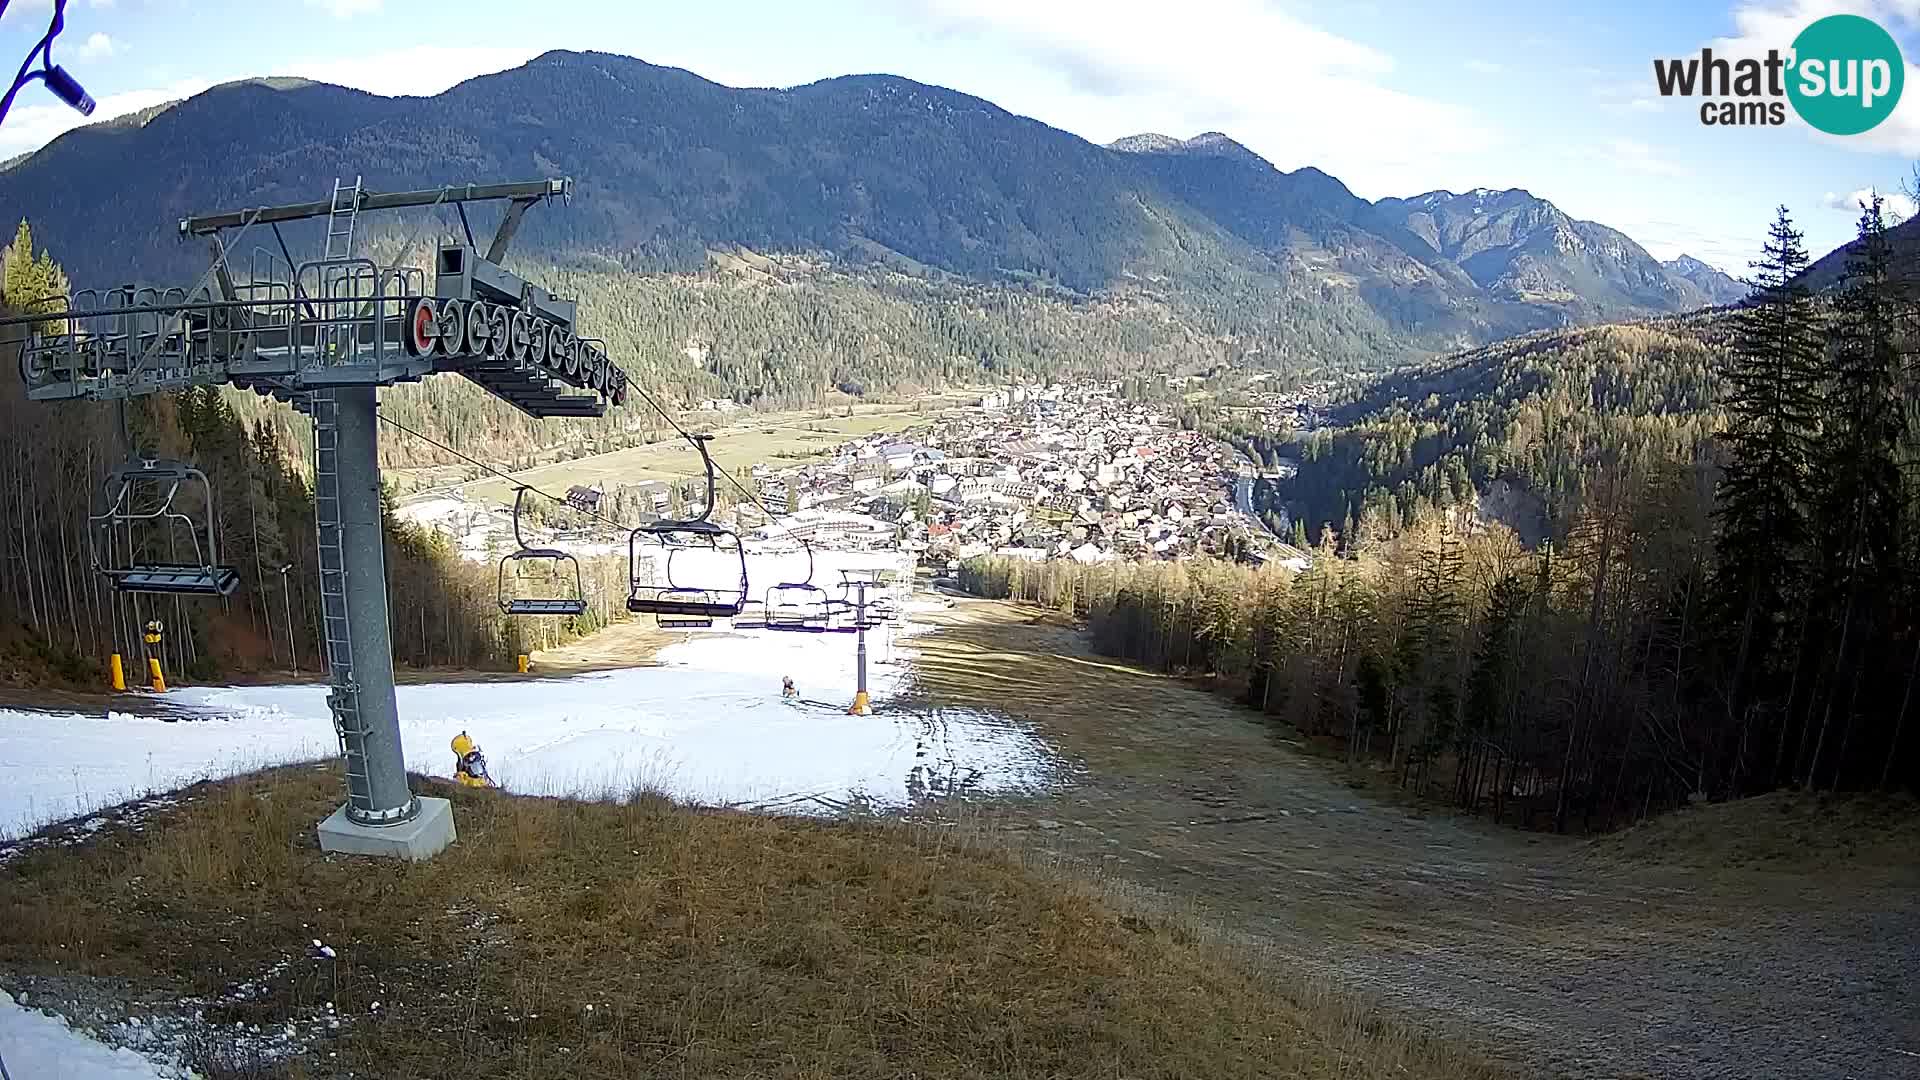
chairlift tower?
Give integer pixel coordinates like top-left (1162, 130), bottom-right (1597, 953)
top-left (2, 176), bottom-right (632, 860)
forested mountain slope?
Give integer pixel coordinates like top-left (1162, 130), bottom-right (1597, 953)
top-left (2, 50), bottom-right (1736, 375)
top-left (1235, 311), bottom-right (1734, 544)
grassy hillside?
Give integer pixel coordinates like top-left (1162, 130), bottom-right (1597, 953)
top-left (0, 766), bottom-right (1503, 1079)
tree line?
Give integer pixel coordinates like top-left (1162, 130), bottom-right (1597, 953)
top-left (963, 201), bottom-right (1920, 829)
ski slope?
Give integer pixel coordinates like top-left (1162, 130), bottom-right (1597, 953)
top-left (0, 603), bottom-right (1058, 841)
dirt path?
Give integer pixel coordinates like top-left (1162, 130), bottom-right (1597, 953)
top-left (903, 601), bottom-right (1920, 1080)
top-left (524, 617), bottom-right (679, 674)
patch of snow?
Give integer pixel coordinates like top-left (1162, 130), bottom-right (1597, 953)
top-left (0, 991), bottom-right (170, 1079)
top-left (0, 598), bottom-right (1059, 840)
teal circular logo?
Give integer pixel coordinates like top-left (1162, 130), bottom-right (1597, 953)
top-left (1787, 14), bottom-right (1905, 135)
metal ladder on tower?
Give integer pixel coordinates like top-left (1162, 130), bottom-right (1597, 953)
top-left (317, 176), bottom-right (363, 363)
top-left (314, 177), bottom-right (379, 819)
top-left (324, 176), bottom-right (363, 261)
top-left (312, 379), bottom-right (375, 818)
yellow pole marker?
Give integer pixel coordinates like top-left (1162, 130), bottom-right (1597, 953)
top-left (110, 653), bottom-right (125, 691)
top-left (148, 657), bottom-right (167, 693)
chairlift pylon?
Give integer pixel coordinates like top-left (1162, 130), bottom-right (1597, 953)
top-left (823, 568), bottom-right (887, 630)
top-left (89, 457), bottom-right (241, 597)
top-left (497, 487), bottom-right (587, 617)
top-left (626, 432), bottom-right (748, 627)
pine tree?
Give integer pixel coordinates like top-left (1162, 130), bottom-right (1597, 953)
top-left (1, 220), bottom-right (70, 335)
top-left (1804, 195), bottom-right (1908, 788)
top-left (1397, 527), bottom-right (1465, 790)
top-left (1711, 207), bottom-right (1823, 756)
top-left (1462, 569), bottom-right (1532, 810)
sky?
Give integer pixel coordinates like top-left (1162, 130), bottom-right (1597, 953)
top-left (1, 0), bottom-right (1916, 274)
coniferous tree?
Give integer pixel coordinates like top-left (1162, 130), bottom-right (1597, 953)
top-left (1462, 568), bottom-right (1532, 811)
top-left (1711, 207), bottom-right (1823, 770)
top-left (1804, 196), bottom-right (1909, 788)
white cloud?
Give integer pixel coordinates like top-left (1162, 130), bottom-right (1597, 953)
top-left (892, 0), bottom-right (1496, 198)
top-left (268, 44), bottom-right (541, 98)
top-left (304, 0), bottom-right (383, 17)
top-left (77, 32), bottom-right (117, 60)
top-left (0, 78), bottom-right (212, 159)
top-left (1820, 186), bottom-right (1918, 220)
top-left (0, 43), bottom-right (538, 162)
top-left (1464, 59), bottom-right (1504, 74)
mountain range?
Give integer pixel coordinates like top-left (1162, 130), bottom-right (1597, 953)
top-left (0, 49), bottom-right (1747, 366)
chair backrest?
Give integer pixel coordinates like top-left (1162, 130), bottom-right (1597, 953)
top-left (90, 459), bottom-right (239, 598)
top-left (497, 536), bottom-right (587, 618)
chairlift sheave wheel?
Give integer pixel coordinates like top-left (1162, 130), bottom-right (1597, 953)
top-left (485, 303), bottom-right (509, 359)
top-left (465, 300), bottom-right (492, 356)
top-left (511, 312), bottom-right (535, 362)
top-left (436, 298), bottom-right (468, 357)
top-left (527, 318), bottom-right (548, 366)
top-left (404, 297), bottom-right (440, 357)
top-left (18, 344), bottom-right (53, 390)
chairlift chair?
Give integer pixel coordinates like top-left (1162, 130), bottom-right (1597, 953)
top-left (626, 433), bottom-right (748, 626)
top-left (89, 458), bottom-right (241, 597)
top-left (497, 487), bottom-right (588, 617)
top-left (633, 548), bottom-right (742, 629)
top-left (763, 542), bottom-right (834, 632)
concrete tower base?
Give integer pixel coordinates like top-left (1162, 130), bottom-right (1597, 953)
top-left (316, 797), bottom-right (456, 861)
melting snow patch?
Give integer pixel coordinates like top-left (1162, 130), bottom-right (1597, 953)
top-left (0, 795), bottom-right (185, 865)
top-left (0, 991), bottom-right (172, 1079)
top-left (1, 606), bottom-right (1062, 839)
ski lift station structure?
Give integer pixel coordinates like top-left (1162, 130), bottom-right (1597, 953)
top-left (3, 175), bottom-right (634, 861)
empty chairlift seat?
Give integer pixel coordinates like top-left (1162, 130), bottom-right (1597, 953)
top-left (762, 544), bottom-right (839, 632)
top-left (90, 458), bottom-right (242, 597)
top-left (625, 432), bottom-right (749, 628)
top-left (497, 488), bottom-right (588, 617)
top-left (628, 537), bottom-right (747, 628)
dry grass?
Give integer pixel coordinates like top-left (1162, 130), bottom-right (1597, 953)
top-left (1578, 788), bottom-right (1920, 877)
top-left (0, 766), bottom-right (1504, 1080)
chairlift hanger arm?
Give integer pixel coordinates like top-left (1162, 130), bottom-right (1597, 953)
top-left (179, 179), bottom-right (571, 237)
top-left (511, 486), bottom-right (533, 552)
top-left (687, 433), bottom-right (718, 522)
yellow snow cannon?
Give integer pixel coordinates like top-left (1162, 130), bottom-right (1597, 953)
top-left (451, 731), bottom-right (495, 788)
